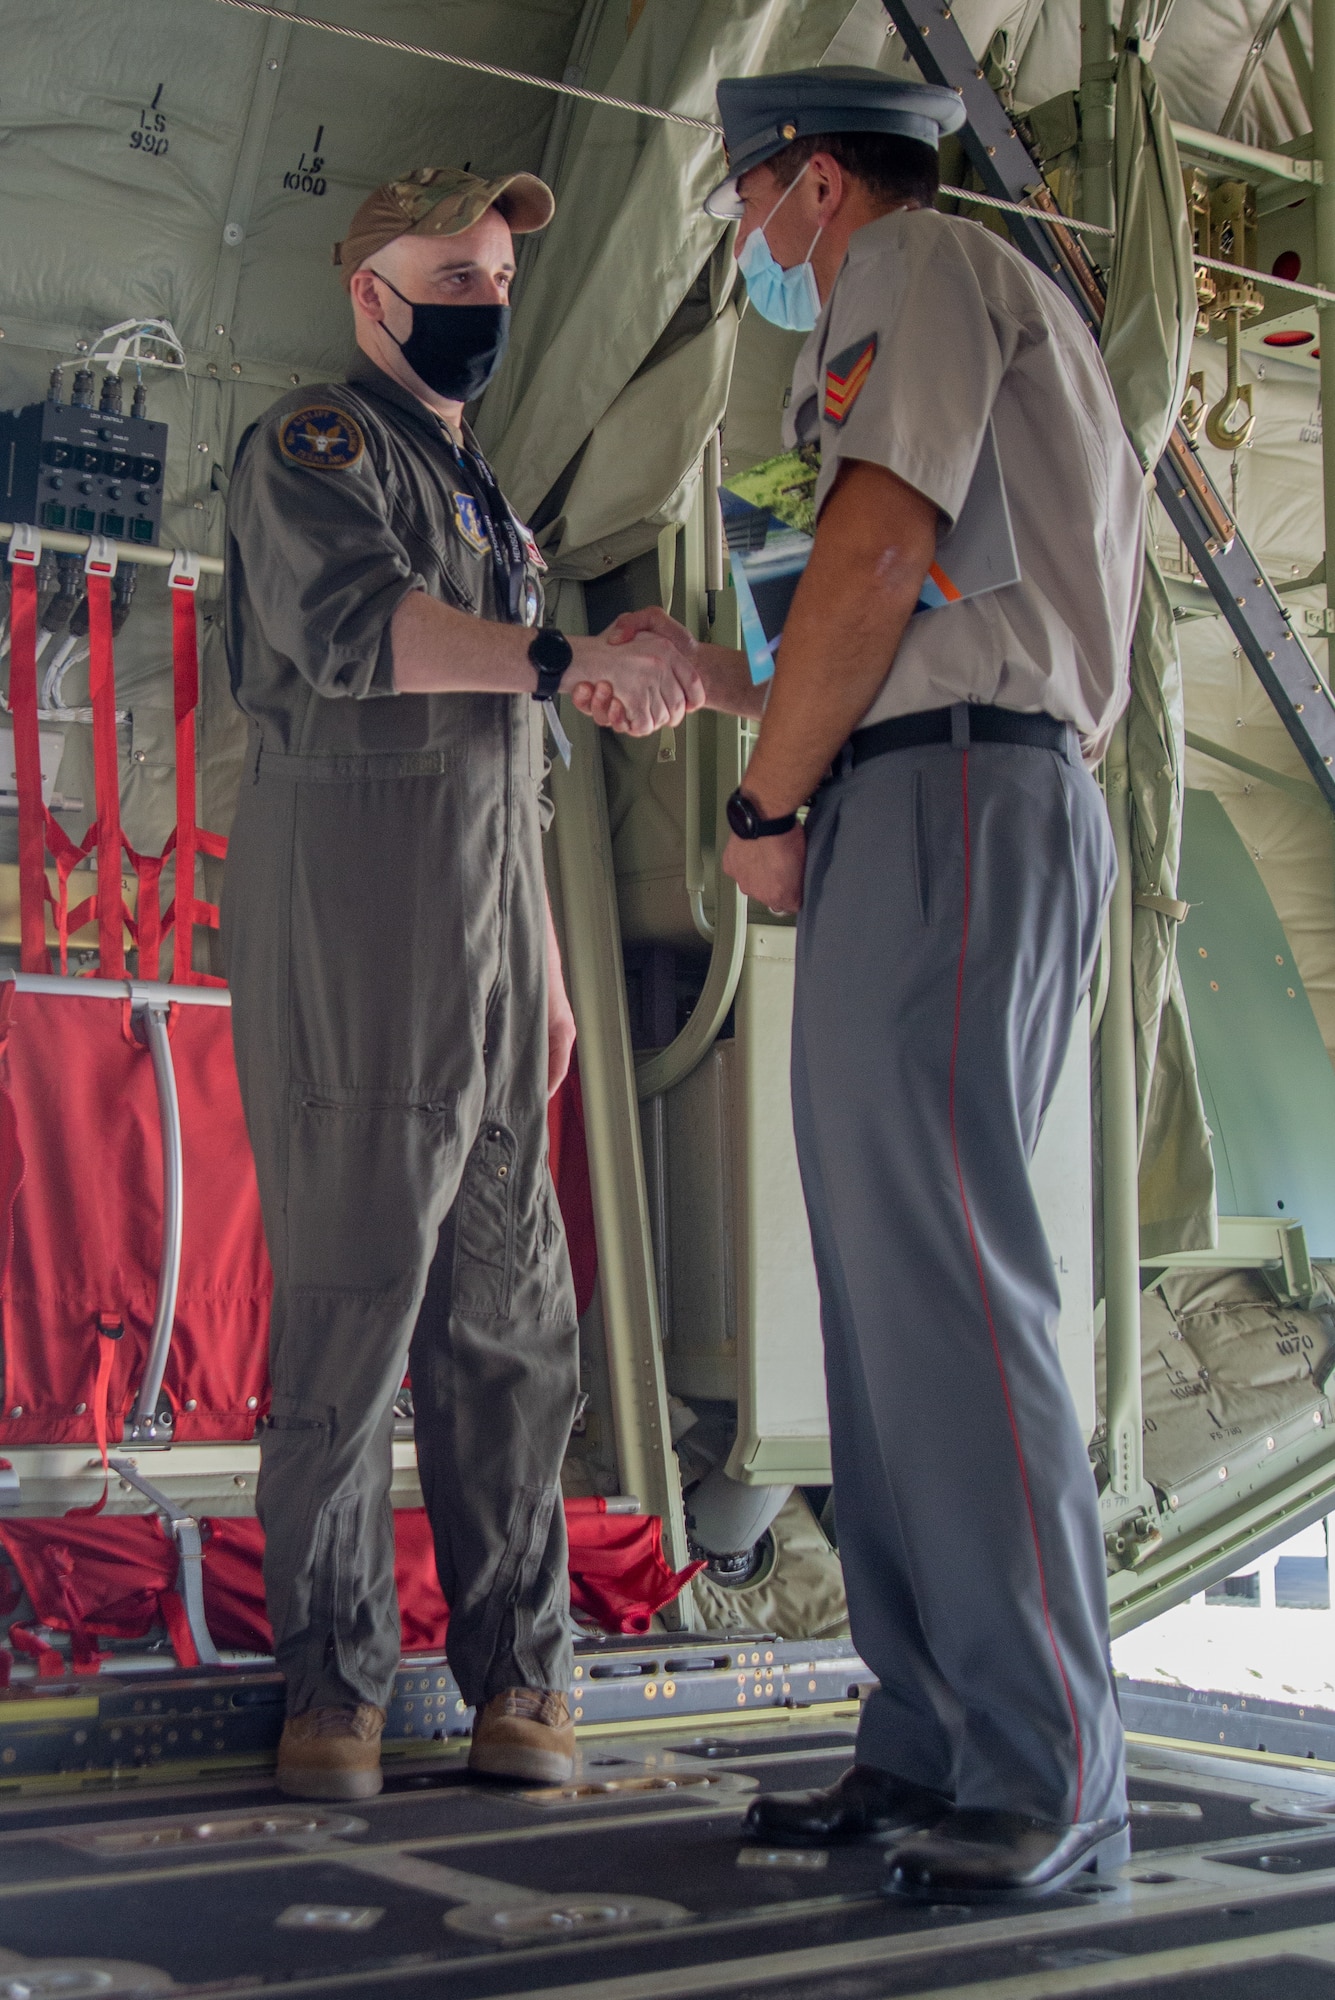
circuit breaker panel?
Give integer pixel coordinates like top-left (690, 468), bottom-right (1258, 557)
top-left (1, 386), bottom-right (167, 547)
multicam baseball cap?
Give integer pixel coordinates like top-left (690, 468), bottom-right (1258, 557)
top-left (333, 165), bottom-right (555, 286)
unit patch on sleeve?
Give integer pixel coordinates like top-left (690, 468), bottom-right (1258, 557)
top-left (823, 334), bottom-right (878, 427)
top-left (278, 405), bottom-right (365, 471)
top-left (452, 493), bottom-right (490, 555)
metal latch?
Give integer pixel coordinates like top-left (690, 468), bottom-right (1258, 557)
top-left (108, 1457), bottom-right (221, 1667)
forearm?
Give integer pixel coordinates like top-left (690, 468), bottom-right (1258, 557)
top-left (391, 589), bottom-right (536, 694)
top-left (695, 640), bottom-right (769, 721)
top-left (741, 464), bottom-right (937, 818)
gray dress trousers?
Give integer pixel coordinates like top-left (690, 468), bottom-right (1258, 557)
top-left (791, 719), bottom-right (1124, 1826)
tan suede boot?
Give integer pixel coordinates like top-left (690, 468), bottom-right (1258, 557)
top-left (276, 1704), bottom-right (386, 1800)
top-left (469, 1689), bottom-right (575, 1784)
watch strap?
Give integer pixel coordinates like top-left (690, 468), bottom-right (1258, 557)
top-left (527, 626), bottom-right (572, 702)
top-left (726, 787), bottom-right (799, 840)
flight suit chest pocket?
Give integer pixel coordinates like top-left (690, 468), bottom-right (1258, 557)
top-left (453, 1122), bottom-right (518, 1317)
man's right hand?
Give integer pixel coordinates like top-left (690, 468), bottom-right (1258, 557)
top-left (562, 629), bottom-right (705, 736)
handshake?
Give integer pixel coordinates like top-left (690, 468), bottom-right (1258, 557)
top-left (558, 607), bottom-right (706, 736)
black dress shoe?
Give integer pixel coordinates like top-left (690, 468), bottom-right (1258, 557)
top-left (743, 1764), bottom-right (952, 1847)
top-left (885, 1808), bottom-right (1131, 1902)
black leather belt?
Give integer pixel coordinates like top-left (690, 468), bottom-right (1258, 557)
top-left (848, 704), bottom-right (1070, 768)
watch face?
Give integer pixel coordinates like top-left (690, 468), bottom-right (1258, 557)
top-left (530, 627), bottom-right (571, 671)
top-left (726, 789), bottom-right (758, 840)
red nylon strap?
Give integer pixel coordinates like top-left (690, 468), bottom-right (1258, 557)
top-left (160, 1586), bottom-right (200, 1670)
top-left (69, 1316), bottom-right (124, 1520)
top-left (43, 1547), bottom-right (103, 1675)
top-left (133, 850), bottom-right (165, 983)
top-left (86, 573), bottom-right (125, 976)
top-left (9, 1621), bottom-right (66, 1678)
top-left (171, 582), bottom-right (200, 984)
top-left (8, 565), bottom-right (52, 975)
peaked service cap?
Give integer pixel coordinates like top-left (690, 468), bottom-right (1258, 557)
top-left (705, 68), bottom-right (966, 217)
top-left (334, 165), bottom-right (555, 286)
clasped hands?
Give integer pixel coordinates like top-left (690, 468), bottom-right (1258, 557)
top-left (567, 605), bottom-right (806, 916)
top-left (561, 618), bottom-right (703, 737)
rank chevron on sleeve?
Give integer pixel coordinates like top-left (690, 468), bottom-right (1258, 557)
top-left (823, 334), bottom-right (878, 426)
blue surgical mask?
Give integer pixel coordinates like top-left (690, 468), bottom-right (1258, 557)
top-left (736, 164), bottom-right (823, 332)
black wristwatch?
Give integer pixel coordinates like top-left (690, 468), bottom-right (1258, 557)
top-left (528, 625), bottom-right (572, 702)
top-left (725, 787), bottom-right (799, 840)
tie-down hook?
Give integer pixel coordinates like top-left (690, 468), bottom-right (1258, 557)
top-left (1205, 307), bottom-right (1256, 452)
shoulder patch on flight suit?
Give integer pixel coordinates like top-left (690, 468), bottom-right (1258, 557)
top-left (823, 334), bottom-right (878, 427)
top-left (278, 405), bottom-right (365, 471)
top-left (453, 492), bottom-right (490, 554)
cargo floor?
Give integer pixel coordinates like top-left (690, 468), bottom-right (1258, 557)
top-left (4, 1676), bottom-right (1335, 1999)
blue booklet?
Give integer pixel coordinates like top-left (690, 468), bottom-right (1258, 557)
top-left (722, 426), bottom-right (1020, 685)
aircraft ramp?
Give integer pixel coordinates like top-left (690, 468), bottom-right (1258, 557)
top-left (0, 1658), bottom-right (1333, 1998)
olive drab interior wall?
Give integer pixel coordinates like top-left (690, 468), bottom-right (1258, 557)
top-left (0, 0), bottom-right (588, 926)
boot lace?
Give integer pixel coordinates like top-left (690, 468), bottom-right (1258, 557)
top-left (494, 1688), bottom-right (568, 1727)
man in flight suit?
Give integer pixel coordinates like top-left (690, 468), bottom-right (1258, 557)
top-left (223, 166), bottom-right (701, 1801)
top-left (605, 71), bottom-right (1144, 1900)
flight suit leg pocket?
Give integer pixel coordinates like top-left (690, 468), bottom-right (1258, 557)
top-left (285, 1087), bottom-right (461, 1294)
top-left (265, 1391), bottom-right (335, 1438)
top-left (452, 1121), bottom-right (518, 1318)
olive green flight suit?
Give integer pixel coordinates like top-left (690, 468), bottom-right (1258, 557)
top-left (221, 355), bottom-right (578, 1720)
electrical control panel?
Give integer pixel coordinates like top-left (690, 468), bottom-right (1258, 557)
top-left (0, 396), bottom-right (168, 546)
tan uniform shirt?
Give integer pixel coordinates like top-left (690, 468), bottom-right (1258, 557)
top-left (782, 209), bottom-right (1143, 761)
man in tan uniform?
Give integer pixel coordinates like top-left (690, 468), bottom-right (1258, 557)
top-left (602, 70), bottom-right (1143, 1901)
top-left (223, 167), bottom-right (701, 1800)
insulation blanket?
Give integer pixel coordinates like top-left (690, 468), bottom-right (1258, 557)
top-left (0, 988), bottom-right (271, 1445)
top-left (1093, 1267), bottom-right (1335, 1497)
top-left (0, 1499), bottom-right (697, 1674)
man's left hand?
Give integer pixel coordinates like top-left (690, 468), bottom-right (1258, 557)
top-left (722, 825), bottom-right (806, 915)
top-left (545, 894), bottom-right (577, 1097)
top-left (548, 983), bottom-right (576, 1098)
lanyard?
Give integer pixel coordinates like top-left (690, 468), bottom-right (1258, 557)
top-left (445, 430), bottom-right (529, 623)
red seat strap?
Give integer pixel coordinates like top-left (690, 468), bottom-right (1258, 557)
top-left (170, 571), bottom-right (201, 984)
top-left (7, 557), bottom-right (52, 975)
top-left (85, 565), bottom-right (126, 977)
top-left (160, 1585), bottom-right (201, 1670)
top-left (9, 1621), bottom-right (67, 1678)
top-left (69, 1316), bottom-right (124, 1519)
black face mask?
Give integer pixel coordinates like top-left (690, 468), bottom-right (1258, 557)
top-left (370, 271), bottom-right (510, 401)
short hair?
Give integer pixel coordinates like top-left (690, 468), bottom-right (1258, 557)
top-left (763, 130), bottom-right (938, 209)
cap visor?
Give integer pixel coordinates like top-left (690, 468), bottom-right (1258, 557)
top-left (493, 171), bottom-right (555, 233)
top-left (704, 174), bottom-right (744, 220)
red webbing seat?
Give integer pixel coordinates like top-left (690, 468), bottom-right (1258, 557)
top-left (0, 1500), bottom-right (701, 1675)
top-left (0, 986), bottom-right (271, 1446)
